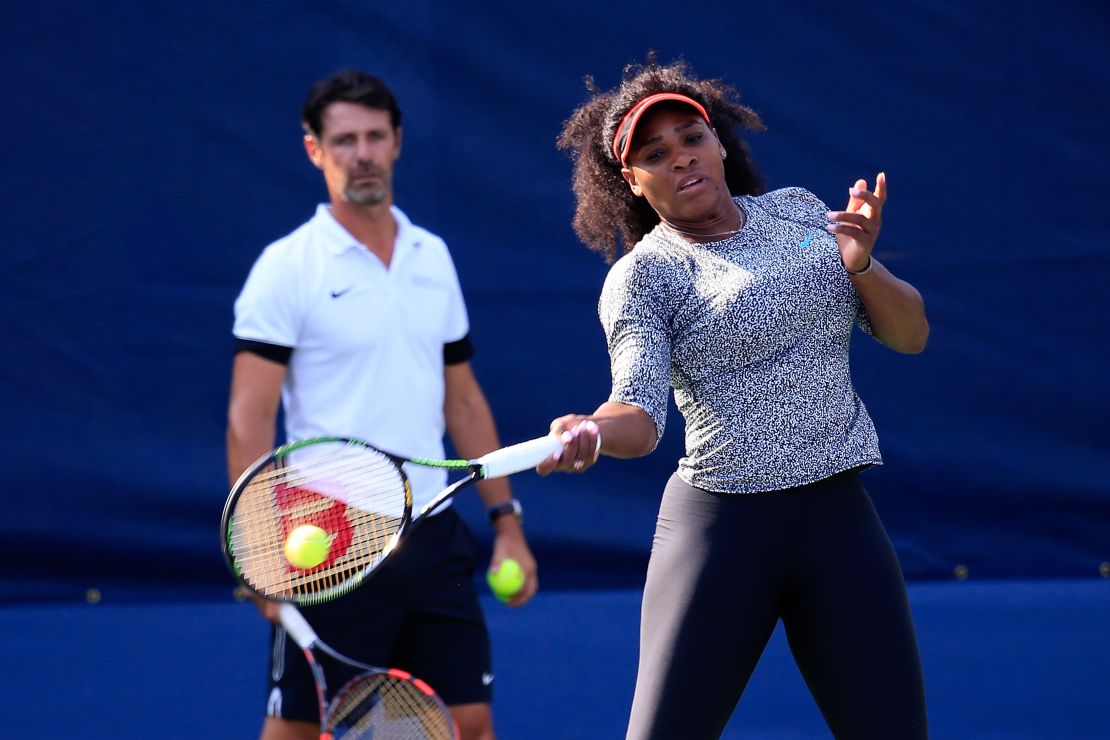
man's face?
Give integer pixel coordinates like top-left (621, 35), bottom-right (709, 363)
top-left (306, 102), bottom-right (401, 207)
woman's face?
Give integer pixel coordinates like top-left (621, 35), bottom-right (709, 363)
top-left (620, 106), bottom-right (733, 227)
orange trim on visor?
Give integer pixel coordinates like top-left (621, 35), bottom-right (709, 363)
top-left (612, 93), bottom-right (711, 167)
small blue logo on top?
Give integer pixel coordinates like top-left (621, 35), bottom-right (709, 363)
top-left (799, 233), bottom-right (814, 248)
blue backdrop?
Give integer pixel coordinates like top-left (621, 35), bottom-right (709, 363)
top-left (4, 0), bottom-right (1108, 603)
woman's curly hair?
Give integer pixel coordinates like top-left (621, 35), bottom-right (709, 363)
top-left (558, 54), bottom-right (766, 263)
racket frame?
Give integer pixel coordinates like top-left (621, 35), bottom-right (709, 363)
top-left (222, 435), bottom-right (561, 605)
top-left (223, 437), bottom-right (419, 605)
top-left (279, 603), bottom-right (458, 739)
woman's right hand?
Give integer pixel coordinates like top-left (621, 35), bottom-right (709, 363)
top-left (536, 416), bottom-right (602, 476)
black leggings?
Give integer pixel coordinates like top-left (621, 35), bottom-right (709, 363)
top-left (626, 470), bottom-right (928, 740)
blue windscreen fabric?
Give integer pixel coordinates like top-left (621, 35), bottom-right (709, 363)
top-left (2, 1), bottom-right (1106, 602)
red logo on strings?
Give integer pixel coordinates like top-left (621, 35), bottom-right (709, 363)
top-left (274, 481), bottom-right (355, 573)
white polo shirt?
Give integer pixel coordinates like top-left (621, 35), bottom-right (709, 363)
top-left (233, 204), bottom-right (469, 513)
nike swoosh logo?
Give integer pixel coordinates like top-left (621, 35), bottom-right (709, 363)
top-left (482, 672), bottom-right (494, 686)
top-left (799, 234), bottom-right (814, 248)
top-left (330, 287), bottom-right (354, 299)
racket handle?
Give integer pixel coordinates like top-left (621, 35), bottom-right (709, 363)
top-left (278, 603), bottom-right (319, 650)
top-left (476, 435), bottom-right (564, 479)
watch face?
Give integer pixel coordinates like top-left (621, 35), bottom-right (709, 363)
top-left (489, 500), bottom-right (522, 522)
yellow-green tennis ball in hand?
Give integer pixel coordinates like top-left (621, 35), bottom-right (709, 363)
top-left (487, 558), bottom-right (525, 602)
top-left (285, 524), bottom-right (331, 569)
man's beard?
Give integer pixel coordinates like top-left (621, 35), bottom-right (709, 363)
top-left (344, 173), bottom-right (389, 205)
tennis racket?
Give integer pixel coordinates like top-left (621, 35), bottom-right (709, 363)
top-left (279, 602), bottom-right (457, 739)
top-left (222, 434), bottom-right (561, 605)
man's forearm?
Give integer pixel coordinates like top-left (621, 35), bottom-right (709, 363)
top-left (226, 418), bottom-right (276, 486)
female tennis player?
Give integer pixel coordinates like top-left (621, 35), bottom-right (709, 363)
top-left (539, 56), bottom-right (930, 739)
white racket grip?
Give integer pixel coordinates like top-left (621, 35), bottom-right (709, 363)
top-left (278, 603), bottom-right (319, 650)
top-left (476, 435), bottom-right (564, 479)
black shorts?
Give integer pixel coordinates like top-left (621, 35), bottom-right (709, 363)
top-left (265, 508), bottom-right (492, 723)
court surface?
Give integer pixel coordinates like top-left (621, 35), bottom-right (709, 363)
top-left (2, 579), bottom-right (1106, 738)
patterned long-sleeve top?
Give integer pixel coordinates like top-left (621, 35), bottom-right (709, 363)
top-left (600, 187), bottom-right (882, 494)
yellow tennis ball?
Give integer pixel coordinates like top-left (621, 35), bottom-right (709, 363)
top-left (487, 558), bottom-right (525, 602)
top-left (285, 524), bottom-right (331, 569)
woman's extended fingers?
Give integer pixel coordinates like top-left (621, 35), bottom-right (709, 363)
top-left (828, 173), bottom-right (886, 251)
top-left (847, 178), bottom-right (868, 214)
top-left (827, 210), bottom-right (879, 234)
top-left (847, 174), bottom-right (886, 216)
top-left (872, 171), bottom-right (887, 205)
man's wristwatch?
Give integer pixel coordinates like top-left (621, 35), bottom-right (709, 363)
top-left (487, 498), bottom-right (523, 525)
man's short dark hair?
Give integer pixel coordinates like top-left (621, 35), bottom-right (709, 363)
top-left (301, 70), bottom-right (402, 138)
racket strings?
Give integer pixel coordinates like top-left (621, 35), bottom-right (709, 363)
top-left (329, 675), bottom-right (457, 739)
top-left (251, 447), bottom-right (401, 494)
top-left (227, 445), bottom-right (411, 603)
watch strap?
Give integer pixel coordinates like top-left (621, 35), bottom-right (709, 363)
top-left (487, 498), bottom-right (523, 524)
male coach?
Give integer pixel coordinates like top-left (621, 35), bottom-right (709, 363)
top-left (226, 69), bottom-right (536, 740)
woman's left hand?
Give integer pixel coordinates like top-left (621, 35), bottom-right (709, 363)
top-left (827, 171), bottom-right (886, 272)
